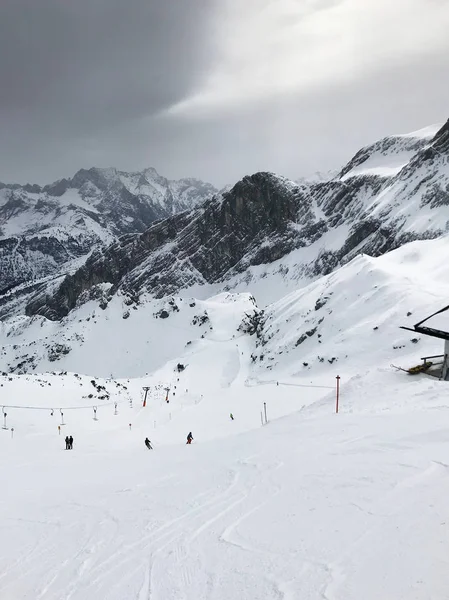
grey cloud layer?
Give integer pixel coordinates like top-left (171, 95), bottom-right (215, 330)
top-left (0, 0), bottom-right (215, 125)
top-left (0, 0), bottom-right (448, 186)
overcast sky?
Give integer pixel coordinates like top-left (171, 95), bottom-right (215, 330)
top-left (1, 0), bottom-right (448, 187)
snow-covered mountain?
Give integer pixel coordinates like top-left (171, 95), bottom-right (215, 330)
top-left (0, 167), bottom-right (217, 296)
top-left (1, 235), bottom-right (448, 378)
top-left (22, 120), bottom-right (449, 321)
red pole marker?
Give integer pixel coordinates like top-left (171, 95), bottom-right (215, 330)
top-left (336, 375), bottom-right (340, 414)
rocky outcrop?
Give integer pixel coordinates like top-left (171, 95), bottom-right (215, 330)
top-left (26, 173), bottom-right (317, 318)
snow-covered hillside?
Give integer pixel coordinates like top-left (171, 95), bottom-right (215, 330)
top-left (2, 233), bottom-right (449, 598)
top-left (251, 236), bottom-right (449, 376)
top-left (339, 123), bottom-right (441, 179)
top-left (1, 236), bottom-right (448, 385)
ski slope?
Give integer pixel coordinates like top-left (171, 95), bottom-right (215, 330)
top-left (2, 237), bottom-right (449, 598)
top-left (1, 368), bottom-right (449, 599)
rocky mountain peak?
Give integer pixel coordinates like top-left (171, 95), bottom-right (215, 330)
top-left (431, 118), bottom-right (449, 153)
top-left (224, 172), bottom-right (301, 229)
top-left (0, 166), bottom-right (217, 307)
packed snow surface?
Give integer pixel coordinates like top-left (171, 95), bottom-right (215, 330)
top-left (2, 370), bottom-right (449, 599)
top-left (2, 238), bottom-right (449, 598)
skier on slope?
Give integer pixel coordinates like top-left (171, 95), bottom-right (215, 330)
top-left (186, 432), bottom-right (193, 444)
top-left (230, 413), bottom-right (234, 420)
top-left (144, 437), bottom-right (153, 450)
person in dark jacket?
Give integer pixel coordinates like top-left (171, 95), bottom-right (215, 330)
top-left (186, 432), bottom-right (193, 444)
top-left (69, 435), bottom-right (73, 450)
top-left (65, 435), bottom-right (70, 450)
top-left (144, 437), bottom-right (152, 450)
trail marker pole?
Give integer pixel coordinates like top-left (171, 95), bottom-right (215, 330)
top-left (264, 402), bottom-right (267, 425)
top-left (260, 411), bottom-right (264, 426)
top-left (129, 423), bottom-right (132, 431)
top-left (93, 407), bottom-right (98, 421)
top-left (114, 402), bottom-right (118, 415)
top-left (60, 410), bottom-right (65, 425)
top-left (336, 375), bottom-right (340, 414)
top-left (142, 387), bottom-right (150, 407)
top-left (2, 410), bottom-right (7, 430)
top-left (11, 427), bottom-right (14, 439)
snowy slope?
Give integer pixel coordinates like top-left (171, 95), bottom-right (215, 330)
top-left (0, 292), bottom-right (257, 379)
top-left (1, 236), bottom-right (448, 384)
top-left (340, 123), bottom-right (441, 179)
top-left (248, 237), bottom-right (449, 381)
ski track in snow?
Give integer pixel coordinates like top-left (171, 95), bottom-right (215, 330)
top-left (2, 385), bottom-right (449, 599)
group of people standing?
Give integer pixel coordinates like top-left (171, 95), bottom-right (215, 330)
top-left (65, 435), bottom-right (74, 450)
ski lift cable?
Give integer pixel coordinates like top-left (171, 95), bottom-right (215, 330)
top-left (246, 379), bottom-right (334, 390)
top-left (279, 382), bottom-right (334, 389)
top-left (0, 397), bottom-right (132, 411)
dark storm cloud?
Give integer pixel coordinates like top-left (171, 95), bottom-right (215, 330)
top-left (0, 0), bottom-right (216, 143)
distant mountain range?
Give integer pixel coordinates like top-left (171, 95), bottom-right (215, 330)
top-left (0, 167), bottom-right (217, 299)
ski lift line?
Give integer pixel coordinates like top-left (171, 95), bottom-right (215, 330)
top-left (246, 380), bottom-right (333, 390)
top-left (278, 382), bottom-right (334, 390)
top-left (0, 397), bottom-right (131, 411)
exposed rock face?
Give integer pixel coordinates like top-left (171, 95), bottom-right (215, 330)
top-left (0, 235), bottom-right (88, 296)
top-left (5, 119), bottom-right (449, 321)
top-left (0, 167), bottom-right (217, 295)
top-left (26, 173), bottom-right (321, 318)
